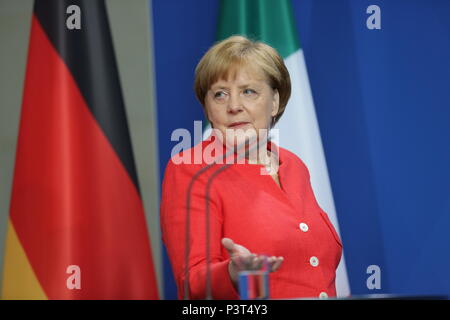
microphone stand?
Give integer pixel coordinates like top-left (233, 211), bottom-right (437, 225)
top-left (203, 134), bottom-right (269, 299)
top-left (184, 131), bottom-right (269, 300)
top-left (183, 131), bottom-right (248, 299)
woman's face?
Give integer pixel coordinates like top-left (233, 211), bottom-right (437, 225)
top-left (204, 64), bottom-right (279, 148)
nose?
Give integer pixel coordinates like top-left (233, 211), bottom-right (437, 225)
top-left (227, 92), bottom-right (243, 114)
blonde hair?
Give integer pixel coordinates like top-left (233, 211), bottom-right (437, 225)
top-left (194, 35), bottom-right (291, 126)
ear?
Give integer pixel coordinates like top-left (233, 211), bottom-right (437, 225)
top-left (271, 89), bottom-right (280, 117)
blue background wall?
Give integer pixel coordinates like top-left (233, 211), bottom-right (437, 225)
top-left (153, 0), bottom-right (450, 299)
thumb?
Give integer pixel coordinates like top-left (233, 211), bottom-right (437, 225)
top-left (221, 237), bottom-right (236, 254)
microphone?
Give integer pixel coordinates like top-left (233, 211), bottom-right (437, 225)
top-left (184, 129), bottom-right (269, 299)
top-left (203, 133), bottom-right (269, 299)
top-left (183, 130), bottom-right (248, 299)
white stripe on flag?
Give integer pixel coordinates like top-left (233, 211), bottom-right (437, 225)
top-left (276, 49), bottom-right (351, 297)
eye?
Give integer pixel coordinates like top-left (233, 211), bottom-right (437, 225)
top-left (243, 88), bottom-right (257, 96)
top-left (213, 90), bottom-right (228, 101)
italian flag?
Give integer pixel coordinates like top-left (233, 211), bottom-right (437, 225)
top-left (216, 0), bottom-right (350, 297)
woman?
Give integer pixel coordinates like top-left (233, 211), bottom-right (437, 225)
top-left (160, 35), bottom-right (342, 299)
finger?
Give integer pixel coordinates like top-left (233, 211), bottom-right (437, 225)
top-left (267, 256), bottom-right (280, 272)
top-left (221, 238), bottom-right (236, 253)
top-left (251, 255), bottom-right (262, 270)
top-left (264, 256), bottom-right (275, 271)
top-left (222, 238), bottom-right (252, 256)
top-left (271, 257), bottom-right (284, 272)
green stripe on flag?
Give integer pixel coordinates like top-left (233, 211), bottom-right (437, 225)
top-left (217, 0), bottom-right (300, 59)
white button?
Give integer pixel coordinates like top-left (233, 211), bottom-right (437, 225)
top-left (310, 256), bottom-right (319, 267)
top-left (319, 292), bottom-right (328, 299)
top-left (299, 222), bottom-right (309, 232)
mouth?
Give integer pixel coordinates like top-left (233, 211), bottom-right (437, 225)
top-left (228, 122), bottom-right (250, 129)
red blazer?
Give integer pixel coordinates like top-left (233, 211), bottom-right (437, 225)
top-left (160, 138), bottom-right (342, 299)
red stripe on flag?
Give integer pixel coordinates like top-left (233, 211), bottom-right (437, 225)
top-left (10, 15), bottom-right (159, 299)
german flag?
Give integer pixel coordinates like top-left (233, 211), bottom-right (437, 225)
top-left (1, 0), bottom-right (159, 299)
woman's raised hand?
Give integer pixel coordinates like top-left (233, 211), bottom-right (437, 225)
top-left (221, 237), bottom-right (284, 286)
